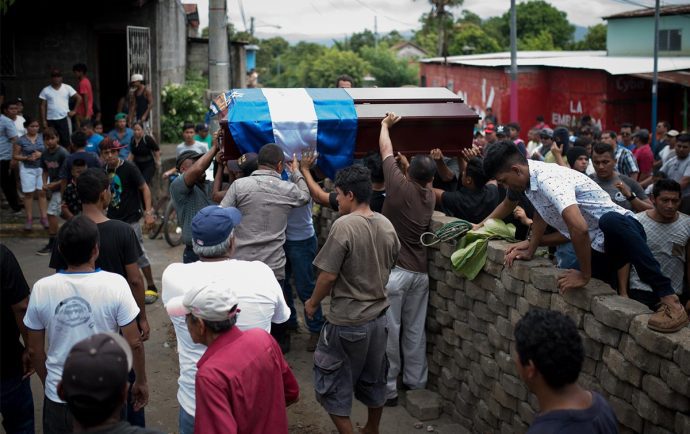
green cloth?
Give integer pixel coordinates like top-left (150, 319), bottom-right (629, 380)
top-left (450, 219), bottom-right (517, 280)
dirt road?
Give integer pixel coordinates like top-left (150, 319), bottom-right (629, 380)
top-left (2, 235), bottom-right (457, 434)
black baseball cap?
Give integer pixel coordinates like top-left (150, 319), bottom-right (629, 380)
top-left (227, 152), bottom-right (258, 176)
top-left (60, 333), bottom-right (132, 403)
top-left (176, 150), bottom-right (203, 171)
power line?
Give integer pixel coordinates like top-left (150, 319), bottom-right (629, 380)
top-left (350, 0), bottom-right (419, 27)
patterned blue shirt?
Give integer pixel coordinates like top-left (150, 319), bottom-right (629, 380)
top-left (614, 145), bottom-right (639, 178)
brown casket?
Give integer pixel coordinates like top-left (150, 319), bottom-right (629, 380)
top-left (220, 87), bottom-right (479, 160)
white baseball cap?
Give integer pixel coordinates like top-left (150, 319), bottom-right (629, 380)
top-left (165, 280), bottom-right (240, 321)
top-left (130, 73), bottom-right (144, 83)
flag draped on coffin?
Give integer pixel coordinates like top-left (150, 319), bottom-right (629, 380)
top-left (212, 88), bottom-right (358, 179)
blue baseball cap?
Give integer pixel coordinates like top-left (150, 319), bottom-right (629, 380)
top-left (191, 206), bottom-right (242, 247)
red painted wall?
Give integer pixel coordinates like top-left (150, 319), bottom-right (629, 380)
top-left (420, 62), bottom-right (685, 137)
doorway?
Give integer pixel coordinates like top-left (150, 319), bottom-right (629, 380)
top-left (98, 33), bottom-right (128, 132)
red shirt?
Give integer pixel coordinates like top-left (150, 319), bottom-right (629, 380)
top-left (194, 327), bottom-right (299, 434)
top-left (76, 77), bottom-right (93, 118)
top-left (632, 144), bottom-right (654, 177)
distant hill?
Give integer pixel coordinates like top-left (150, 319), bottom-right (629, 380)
top-left (574, 25), bottom-right (588, 41)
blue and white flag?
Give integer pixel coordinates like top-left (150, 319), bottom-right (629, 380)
top-left (215, 88), bottom-right (358, 179)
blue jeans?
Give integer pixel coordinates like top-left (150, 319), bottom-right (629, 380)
top-left (594, 212), bottom-right (675, 298)
top-left (183, 245), bottom-right (199, 264)
top-left (179, 407), bottom-right (195, 434)
top-left (283, 235), bottom-right (324, 333)
top-left (1, 376), bottom-right (34, 434)
top-left (555, 242), bottom-right (580, 270)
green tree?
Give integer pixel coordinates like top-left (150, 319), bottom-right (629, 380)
top-left (517, 29), bottom-right (557, 51)
top-left (573, 23), bottom-right (607, 50)
top-left (457, 10), bottom-right (481, 26)
top-left (301, 49), bottom-right (371, 88)
top-left (380, 30), bottom-right (406, 47)
top-left (495, 0), bottom-right (575, 50)
top-left (415, 0), bottom-right (464, 56)
top-left (359, 46), bottom-right (418, 87)
top-left (349, 29), bottom-right (377, 53)
top-left (266, 42), bottom-right (326, 87)
top-left (448, 23), bottom-right (501, 54)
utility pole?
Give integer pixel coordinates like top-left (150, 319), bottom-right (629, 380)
top-left (374, 16), bottom-right (378, 49)
top-left (509, 0), bottom-right (518, 123)
top-left (651, 0), bottom-right (660, 152)
top-left (208, 0), bottom-right (229, 132)
top-left (250, 16), bottom-right (255, 36)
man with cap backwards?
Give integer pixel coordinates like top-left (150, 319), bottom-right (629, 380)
top-left (220, 143), bottom-right (311, 352)
top-left (166, 281), bottom-right (299, 434)
top-left (127, 74), bottom-right (153, 131)
top-left (169, 137), bottom-right (219, 263)
top-left (59, 333), bottom-right (162, 433)
top-left (24, 215), bottom-right (148, 434)
top-left (100, 137), bottom-right (158, 304)
top-left (162, 204), bottom-right (290, 434)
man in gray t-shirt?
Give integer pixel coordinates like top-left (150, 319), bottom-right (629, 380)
top-left (169, 148), bottom-right (215, 264)
top-left (660, 134), bottom-right (690, 197)
top-left (629, 179), bottom-right (690, 309)
top-left (591, 143), bottom-right (652, 213)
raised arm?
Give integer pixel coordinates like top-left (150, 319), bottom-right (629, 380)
top-left (299, 151), bottom-right (331, 207)
top-left (379, 112), bottom-right (401, 160)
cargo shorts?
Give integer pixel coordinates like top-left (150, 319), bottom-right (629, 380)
top-left (313, 313), bottom-right (389, 417)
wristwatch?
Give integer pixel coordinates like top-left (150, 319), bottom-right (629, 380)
top-left (626, 192), bottom-right (637, 201)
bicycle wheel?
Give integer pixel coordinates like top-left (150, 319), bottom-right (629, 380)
top-left (163, 201), bottom-right (183, 247)
top-left (148, 214), bottom-right (164, 240)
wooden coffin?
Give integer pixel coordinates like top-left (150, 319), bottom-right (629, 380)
top-left (220, 87), bottom-right (479, 160)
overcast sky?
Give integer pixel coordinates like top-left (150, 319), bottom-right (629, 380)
top-left (193, 0), bottom-right (677, 41)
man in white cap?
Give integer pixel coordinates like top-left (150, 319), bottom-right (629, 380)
top-left (127, 74), bottom-right (153, 130)
top-left (162, 204), bottom-right (290, 434)
top-left (166, 282), bottom-right (299, 434)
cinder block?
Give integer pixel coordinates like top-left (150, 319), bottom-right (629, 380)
top-left (516, 296), bottom-right (530, 316)
top-left (428, 264), bottom-right (446, 282)
top-left (631, 389), bottom-right (676, 431)
top-left (495, 350), bottom-right (516, 376)
top-left (673, 328), bottom-right (690, 376)
top-left (500, 373), bottom-right (527, 400)
top-left (492, 382), bottom-right (517, 411)
top-left (551, 294), bottom-right (585, 327)
top-left (561, 279), bottom-right (616, 311)
top-left (496, 315), bottom-right (514, 340)
top-left (603, 346), bottom-right (642, 387)
top-left (676, 412), bottom-right (690, 434)
top-left (487, 292), bottom-right (509, 318)
top-left (501, 269), bottom-right (525, 294)
top-left (619, 335), bottom-right (661, 375)
top-left (580, 332), bottom-right (604, 361)
top-left (468, 312), bottom-right (489, 333)
top-left (599, 364), bottom-right (634, 401)
top-left (529, 267), bottom-right (561, 291)
top-left (484, 260), bottom-right (504, 278)
top-left (487, 240), bottom-right (511, 263)
top-left (583, 314), bottom-right (621, 347)
top-left (659, 358), bottom-right (690, 395)
top-left (630, 314), bottom-right (689, 359)
top-left (487, 324), bottom-right (509, 354)
top-left (493, 282), bottom-right (517, 307)
top-left (523, 284), bottom-right (551, 309)
top-left (473, 331), bottom-right (493, 357)
top-left (642, 374), bottom-right (690, 412)
top-left (508, 258), bottom-right (552, 282)
top-left (405, 389), bottom-right (442, 421)
top-left (440, 240), bottom-right (458, 258)
top-left (454, 291), bottom-right (472, 309)
top-left (480, 354), bottom-right (499, 379)
top-left (442, 327), bottom-right (461, 347)
top-left (436, 281), bottom-right (456, 300)
top-left (609, 396), bottom-right (643, 432)
top-left (453, 320), bottom-right (473, 341)
top-left (445, 270), bottom-right (465, 290)
top-left (517, 401), bottom-right (534, 426)
top-left (591, 294), bottom-right (651, 332)
top-left (436, 309), bottom-right (453, 327)
top-left (430, 292), bottom-right (448, 310)
top-left (465, 279), bottom-right (488, 302)
top-left (474, 300), bottom-right (497, 322)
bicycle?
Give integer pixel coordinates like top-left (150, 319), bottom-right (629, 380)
top-left (148, 174), bottom-right (183, 247)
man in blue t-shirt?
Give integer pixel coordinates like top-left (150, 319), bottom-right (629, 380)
top-left (514, 309), bottom-right (618, 434)
top-left (82, 120), bottom-right (103, 154)
top-left (108, 113), bottom-right (133, 159)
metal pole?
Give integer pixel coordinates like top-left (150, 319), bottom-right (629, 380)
top-left (209, 0), bottom-right (230, 132)
top-left (651, 0), bottom-right (660, 151)
top-left (374, 16), bottom-right (378, 49)
top-left (510, 0), bottom-right (518, 123)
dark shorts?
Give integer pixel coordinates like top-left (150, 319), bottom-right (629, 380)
top-left (313, 314), bottom-right (389, 417)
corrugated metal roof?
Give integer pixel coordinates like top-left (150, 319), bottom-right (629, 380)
top-left (420, 51), bottom-right (690, 75)
top-left (604, 4), bottom-right (690, 20)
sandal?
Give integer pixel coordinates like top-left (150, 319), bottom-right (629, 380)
top-left (145, 287), bottom-right (159, 304)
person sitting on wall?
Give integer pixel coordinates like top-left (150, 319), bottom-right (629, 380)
top-left (482, 140), bottom-right (688, 333)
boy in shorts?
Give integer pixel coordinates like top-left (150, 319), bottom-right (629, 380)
top-left (38, 128), bottom-right (68, 255)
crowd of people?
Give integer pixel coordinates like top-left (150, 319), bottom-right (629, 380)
top-left (1, 75), bottom-right (689, 434)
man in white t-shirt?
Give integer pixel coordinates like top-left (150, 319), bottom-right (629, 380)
top-left (176, 123), bottom-right (208, 156)
top-left (162, 205), bottom-right (290, 434)
top-left (39, 69), bottom-right (82, 149)
top-left (483, 141), bottom-right (688, 333)
top-left (24, 215), bottom-right (147, 434)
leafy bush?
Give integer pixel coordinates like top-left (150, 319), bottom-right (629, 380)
top-left (160, 71), bottom-right (208, 143)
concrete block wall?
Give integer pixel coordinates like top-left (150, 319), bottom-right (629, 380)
top-left (313, 210), bottom-right (690, 433)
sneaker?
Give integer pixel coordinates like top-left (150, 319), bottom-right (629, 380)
top-left (40, 217), bottom-right (49, 229)
top-left (306, 333), bottom-right (319, 352)
top-left (24, 219), bottom-right (33, 231)
top-left (648, 302), bottom-right (689, 333)
top-left (36, 243), bottom-right (53, 256)
top-left (385, 397), bottom-right (398, 407)
top-left (145, 287), bottom-right (159, 304)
